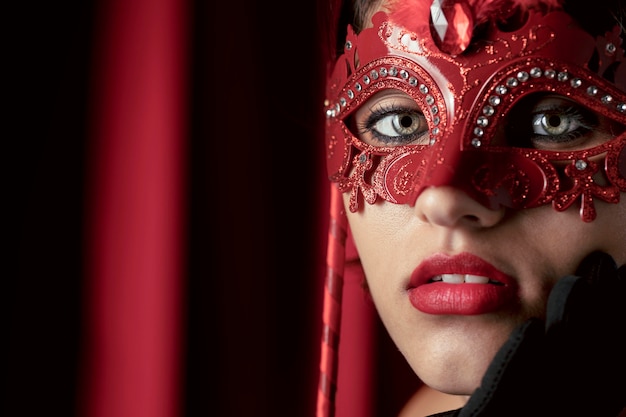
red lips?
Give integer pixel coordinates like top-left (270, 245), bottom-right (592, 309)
top-left (407, 252), bottom-right (518, 315)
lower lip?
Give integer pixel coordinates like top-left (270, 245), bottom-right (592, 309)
top-left (408, 282), bottom-right (515, 315)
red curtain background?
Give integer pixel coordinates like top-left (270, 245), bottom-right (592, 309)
top-left (10, 0), bottom-right (326, 416)
top-left (9, 0), bottom-right (418, 416)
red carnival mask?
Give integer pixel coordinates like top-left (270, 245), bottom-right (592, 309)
top-left (324, 4), bottom-right (626, 221)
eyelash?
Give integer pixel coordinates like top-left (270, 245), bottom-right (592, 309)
top-left (503, 98), bottom-right (602, 149)
top-left (530, 105), bottom-right (596, 143)
top-left (355, 103), bottom-right (427, 146)
top-left (352, 94), bottom-right (605, 151)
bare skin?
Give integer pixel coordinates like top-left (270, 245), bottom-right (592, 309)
top-left (346, 182), bottom-right (626, 393)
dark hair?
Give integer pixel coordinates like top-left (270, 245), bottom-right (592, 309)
top-left (564, 0), bottom-right (625, 37)
top-left (318, 0), bottom-right (379, 63)
top-left (564, 0), bottom-right (625, 83)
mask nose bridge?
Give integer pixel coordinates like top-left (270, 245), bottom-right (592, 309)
top-left (404, 78), bottom-right (515, 210)
top-left (422, 125), bottom-right (464, 188)
top-left (406, 126), bottom-right (553, 212)
top-left (408, 120), bottom-right (492, 207)
top-left (404, 61), bottom-right (486, 204)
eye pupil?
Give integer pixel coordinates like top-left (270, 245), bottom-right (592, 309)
top-left (547, 115), bottom-right (561, 127)
top-left (400, 115), bottom-right (413, 127)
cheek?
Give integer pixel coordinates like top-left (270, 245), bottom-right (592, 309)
top-left (600, 199), bottom-right (626, 265)
top-left (344, 196), bottom-right (418, 294)
top-left (514, 196), bottom-right (625, 254)
top-left (344, 197), bottom-right (423, 273)
top-left (554, 198), bottom-right (626, 266)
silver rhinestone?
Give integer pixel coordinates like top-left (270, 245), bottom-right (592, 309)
top-left (483, 105), bottom-right (495, 116)
top-left (355, 82), bottom-right (362, 92)
top-left (474, 127), bottom-right (484, 137)
top-left (370, 70), bottom-right (379, 80)
top-left (587, 86), bottom-right (598, 96)
top-left (380, 67), bottom-right (388, 77)
top-left (617, 103), bottom-right (626, 113)
top-left (489, 96), bottom-right (501, 106)
top-left (606, 43), bottom-right (616, 55)
top-left (544, 69), bottom-right (556, 79)
top-left (517, 71), bottom-right (529, 82)
top-left (431, 105), bottom-right (438, 115)
top-left (400, 69), bottom-right (409, 79)
top-left (426, 95), bottom-right (435, 105)
top-left (471, 138), bottom-right (482, 147)
top-left (433, 116), bottom-right (440, 125)
top-left (389, 67), bottom-right (398, 76)
top-left (495, 85), bottom-right (508, 95)
top-left (575, 160), bottom-right (587, 170)
top-left (419, 84), bottom-right (429, 94)
top-left (429, 137), bottom-right (437, 145)
top-left (347, 90), bottom-right (354, 99)
top-left (409, 77), bottom-right (418, 86)
top-left (339, 97), bottom-right (347, 107)
top-left (506, 77), bottom-right (519, 87)
top-left (345, 41), bottom-right (352, 51)
top-left (363, 75), bottom-right (370, 85)
top-left (570, 78), bottom-right (582, 88)
top-left (325, 108), bottom-right (335, 118)
top-left (477, 116), bottom-right (488, 127)
top-left (432, 127), bottom-right (440, 135)
top-left (530, 67), bottom-right (542, 78)
top-left (602, 95), bottom-right (613, 104)
top-left (359, 153), bottom-right (367, 163)
top-left (557, 72), bottom-right (569, 82)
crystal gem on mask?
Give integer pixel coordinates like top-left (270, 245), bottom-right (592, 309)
top-left (429, 0), bottom-right (474, 56)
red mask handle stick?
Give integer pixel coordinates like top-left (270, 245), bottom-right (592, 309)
top-left (317, 184), bottom-right (348, 417)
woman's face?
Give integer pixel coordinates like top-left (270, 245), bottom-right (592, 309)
top-left (346, 173), bottom-right (626, 394)
top-left (342, 1), bottom-right (626, 396)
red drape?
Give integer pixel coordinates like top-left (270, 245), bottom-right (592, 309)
top-left (11, 1), bottom-right (326, 416)
top-left (335, 227), bottom-right (377, 417)
top-left (81, 0), bottom-right (187, 416)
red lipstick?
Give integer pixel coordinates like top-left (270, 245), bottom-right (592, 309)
top-left (407, 252), bottom-right (517, 315)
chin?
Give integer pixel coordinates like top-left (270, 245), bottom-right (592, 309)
top-left (407, 336), bottom-right (505, 396)
top-left (417, 365), bottom-right (487, 396)
top-left (424, 374), bottom-right (484, 396)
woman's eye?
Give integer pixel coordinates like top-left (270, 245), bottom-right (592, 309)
top-left (355, 107), bottom-right (429, 146)
top-left (503, 94), bottom-right (613, 151)
top-left (371, 111), bottom-right (425, 139)
top-left (359, 109), bottom-right (429, 146)
top-left (530, 106), bottom-right (593, 143)
top-left (350, 90), bottom-right (430, 147)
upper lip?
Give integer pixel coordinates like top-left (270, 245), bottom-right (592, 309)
top-left (409, 252), bottom-right (514, 288)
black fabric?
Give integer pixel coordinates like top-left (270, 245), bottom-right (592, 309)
top-left (428, 409), bottom-right (462, 417)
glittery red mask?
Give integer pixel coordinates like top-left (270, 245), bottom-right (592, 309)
top-left (325, 8), bottom-right (626, 222)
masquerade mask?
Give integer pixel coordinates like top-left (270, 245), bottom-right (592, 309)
top-left (324, 3), bottom-right (626, 221)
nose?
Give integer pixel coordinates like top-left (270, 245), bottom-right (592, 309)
top-left (414, 185), bottom-right (506, 228)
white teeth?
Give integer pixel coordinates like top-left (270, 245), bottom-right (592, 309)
top-left (465, 274), bottom-right (490, 284)
top-left (441, 273), bottom-right (465, 283)
top-left (434, 274), bottom-right (490, 284)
